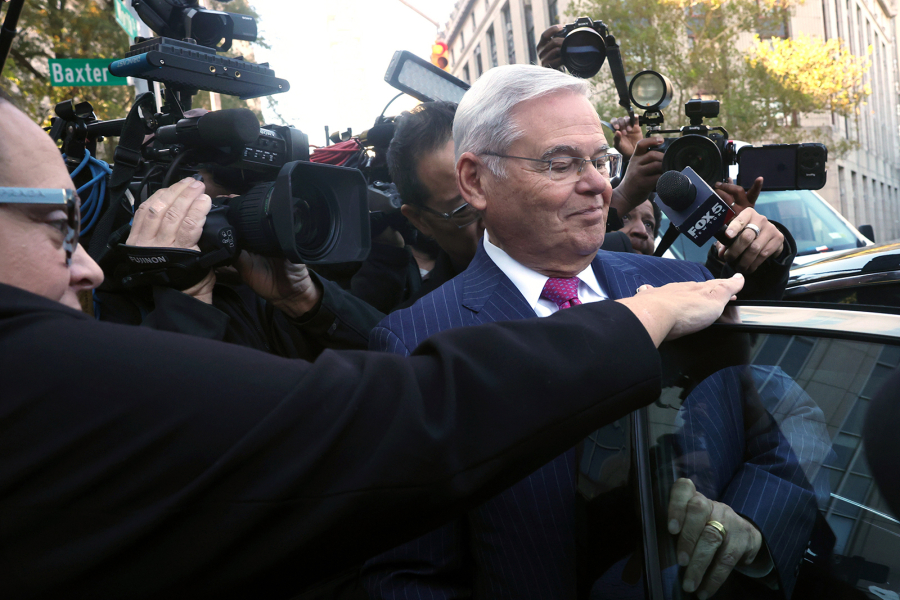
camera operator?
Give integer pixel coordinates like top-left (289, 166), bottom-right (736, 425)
top-left (0, 91), bottom-right (742, 598)
top-left (96, 134), bottom-right (384, 358)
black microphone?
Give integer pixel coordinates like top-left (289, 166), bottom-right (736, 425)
top-left (655, 167), bottom-right (737, 247)
top-left (156, 108), bottom-right (261, 148)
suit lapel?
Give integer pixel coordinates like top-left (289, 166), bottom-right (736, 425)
top-left (460, 242), bottom-right (536, 324)
top-left (592, 250), bottom-right (652, 300)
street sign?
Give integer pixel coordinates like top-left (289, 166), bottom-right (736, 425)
top-left (48, 59), bottom-right (129, 87)
top-left (114, 0), bottom-right (140, 41)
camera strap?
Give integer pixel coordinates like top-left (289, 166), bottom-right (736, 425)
top-left (114, 244), bottom-right (212, 291)
top-left (88, 93), bottom-right (157, 268)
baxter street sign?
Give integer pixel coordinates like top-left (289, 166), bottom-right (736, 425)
top-left (48, 59), bottom-right (128, 87)
top-left (114, 0), bottom-right (141, 41)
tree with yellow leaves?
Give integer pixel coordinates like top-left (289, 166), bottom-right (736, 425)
top-left (568, 0), bottom-right (869, 152)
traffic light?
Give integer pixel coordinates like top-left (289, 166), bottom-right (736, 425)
top-left (431, 41), bottom-right (449, 70)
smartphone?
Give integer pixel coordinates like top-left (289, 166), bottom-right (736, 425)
top-left (736, 143), bottom-right (827, 191)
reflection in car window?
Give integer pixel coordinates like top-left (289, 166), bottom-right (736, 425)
top-left (638, 330), bottom-right (900, 600)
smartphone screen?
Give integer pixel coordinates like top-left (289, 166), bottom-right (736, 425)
top-left (737, 146), bottom-right (797, 190)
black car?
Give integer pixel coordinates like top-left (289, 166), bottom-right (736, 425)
top-left (784, 241), bottom-right (900, 307)
top-left (618, 293), bottom-right (900, 599)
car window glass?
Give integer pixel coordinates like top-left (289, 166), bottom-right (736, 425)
top-left (755, 191), bottom-right (861, 257)
top-left (637, 326), bottom-right (900, 600)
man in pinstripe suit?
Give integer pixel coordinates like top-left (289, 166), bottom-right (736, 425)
top-left (362, 64), bottom-right (792, 600)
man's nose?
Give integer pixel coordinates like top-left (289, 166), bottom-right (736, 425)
top-left (576, 161), bottom-right (609, 195)
top-left (70, 244), bottom-right (104, 291)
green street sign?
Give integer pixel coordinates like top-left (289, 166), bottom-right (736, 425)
top-left (48, 59), bottom-right (128, 87)
top-left (114, 0), bottom-right (140, 41)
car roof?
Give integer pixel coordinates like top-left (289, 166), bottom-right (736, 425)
top-left (787, 241), bottom-right (900, 289)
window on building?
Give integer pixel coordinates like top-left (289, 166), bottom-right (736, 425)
top-left (487, 25), bottom-right (498, 67)
top-left (475, 44), bottom-right (484, 76)
top-left (463, 63), bottom-right (471, 84)
top-left (485, 0), bottom-right (490, 10)
top-left (524, 0), bottom-right (537, 64)
top-left (548, 0), bottom-right (559, 25)
top-left (460, 30), bottom-right (466, 50)
top-left (471, 12), bottom-right (476, 32)
top-left (502, 3), bottom-right (516, 63)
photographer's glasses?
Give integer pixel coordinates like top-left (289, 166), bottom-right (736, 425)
top-left (419, 200), bottom-right (482, 229)
top-left (0, 188), bottom-right (79, 265)
top-left (483, 152), bottom-right (623, 182)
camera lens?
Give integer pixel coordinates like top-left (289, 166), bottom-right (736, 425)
top-left (629, 71), bottom-right (673, 111)
top-left (662, 135), bottom-right (722, 187)
top-left (561, 28), bottom-right (606, 78)
top-left (290, 181), bottom-right (337, 260)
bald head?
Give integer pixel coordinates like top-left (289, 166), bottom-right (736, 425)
top-left (0, 99), bottom-right (72, 189)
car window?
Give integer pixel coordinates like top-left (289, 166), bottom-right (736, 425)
top-left (632, 324), bottom-right (900, 600)
top-left (754, 191), bottom-right (862, 257)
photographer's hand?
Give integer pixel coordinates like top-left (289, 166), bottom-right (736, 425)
top-left (714, 206), bottom-right (784, 274)
top-left (715, 177), bottom-right (763, 211)
top-left (609, 116), bottom-right (644, 157)
top-left (537, 25), bottom-right (565, 70)
top-left (127, 177), bottom-right (216, 304)
top-left (610, 137), bottom-right (664, 217)
top-left (236, 253), bottom-right (323, 319)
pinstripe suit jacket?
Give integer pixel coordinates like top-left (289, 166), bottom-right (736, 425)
top-left (363, 242), bottom-right (711, 599)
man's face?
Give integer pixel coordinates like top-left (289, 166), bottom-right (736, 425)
top-left (621, 200), bottom-right (657, 255)
top-left (402, 139), bottom-right (484, 270)
top-left (0, 102), bottom-right (104, 309)
top-left (474, 91), bottom-right (612, 277)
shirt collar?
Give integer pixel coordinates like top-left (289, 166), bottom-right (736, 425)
top-left (482, 230), bottom-right (606, 312)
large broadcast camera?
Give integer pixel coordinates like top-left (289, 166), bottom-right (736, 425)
top-left (49, 0), bottom-right (370, 291)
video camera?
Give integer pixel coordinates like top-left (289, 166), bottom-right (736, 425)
top-left (49, 0), bottom-right (369, 292)
top-left (629, 69), bottom-right (828, 191)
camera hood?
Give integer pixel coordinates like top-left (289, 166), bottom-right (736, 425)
top-left (227, 161), bottom-right (370, 264)
top-left (561, 25), bottom-right (606, 78)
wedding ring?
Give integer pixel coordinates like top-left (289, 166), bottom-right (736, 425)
top-left (706, 520), bottom-right (727, 538)
top-left (741, 223), bottom-right (761, 241)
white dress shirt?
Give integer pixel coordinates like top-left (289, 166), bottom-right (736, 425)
top-left (482, 230), bottom-right (608, 317)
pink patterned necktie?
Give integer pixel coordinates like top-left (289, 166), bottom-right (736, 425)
top-left (540, 277), bottom-right (582, 310)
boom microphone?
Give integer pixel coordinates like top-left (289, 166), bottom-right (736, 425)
top-left (156, 108), bottom-right (260, 148)
top-left (655, 166), bottom-right (736, 247)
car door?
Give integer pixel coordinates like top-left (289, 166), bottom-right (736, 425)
top-left (628, 303), bottom-right (900, 600)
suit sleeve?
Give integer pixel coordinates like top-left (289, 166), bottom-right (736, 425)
top-left (0, 294), bottom-right (662, 598)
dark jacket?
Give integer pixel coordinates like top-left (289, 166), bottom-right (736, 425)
top-left (0, 283), bottom-right (662, 599)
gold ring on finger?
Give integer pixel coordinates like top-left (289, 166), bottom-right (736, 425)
top-left (740, 223), bottom-right (761, 241)
top-left (706, 520), bottom-right (727, 538)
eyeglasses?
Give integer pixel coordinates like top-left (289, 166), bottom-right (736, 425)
top-left (0, 188), bottom-right (79, 265)
top-left (418, 200), bottom-right (482, 229)
top-left (483, 152), bottom-right (623, 182)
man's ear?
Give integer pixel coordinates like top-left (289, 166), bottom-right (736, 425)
top-left (457, 151), bottom-right (489, 212)
top-left (401, 204), bottom-right (435, 239)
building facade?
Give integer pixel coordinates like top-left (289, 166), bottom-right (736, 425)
top-left (439, 0), bottom-right (900, 243)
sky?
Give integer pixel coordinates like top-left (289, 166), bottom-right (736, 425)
top-left (249, 0), bottom-right (459, 147)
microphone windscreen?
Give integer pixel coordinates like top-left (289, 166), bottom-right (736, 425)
top-left (657, 170), bottom-right (696, 211)
top-left (197, 109), bottom-right (261, 146)
top-left (365, 122), bottom-right (396, 148)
